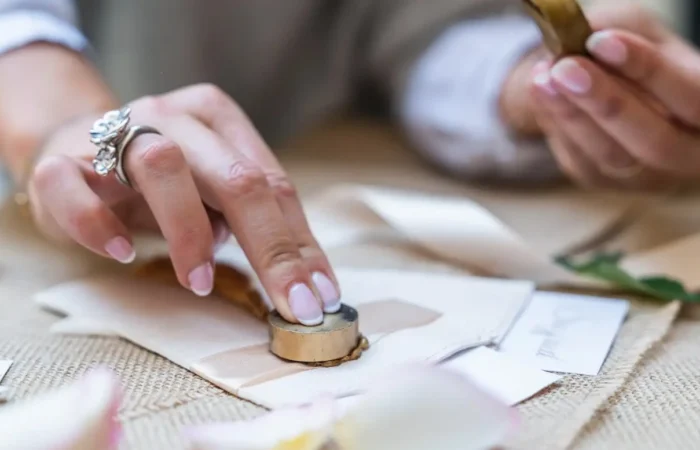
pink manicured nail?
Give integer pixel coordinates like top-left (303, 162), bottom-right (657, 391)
top-left (551, 59), bottom-right (592, 94)
top-left (288, 284), bottom-right (323, 326)
top-left (312, 272), bottom-right (341, 313)
top-left (104, 237), bottom-right (135, 264)
top-left (533, 71), bottom-right (558, 97)
top-left (212, 222), bottom-right (231, 252)
top-left (531, 60), bottom-right (550, 76)
top-left (587, 31), bottom-right (628, 65)
top-left (188, 263), bottom-right (214, 297)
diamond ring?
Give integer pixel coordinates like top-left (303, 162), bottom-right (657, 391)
top-left (91, 107), bottom-right (131, 177)
top-left (91, 107), bottom-right (161, 187)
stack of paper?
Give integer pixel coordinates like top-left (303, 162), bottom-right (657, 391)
top-left (35, 264), bottom-right (536, 408)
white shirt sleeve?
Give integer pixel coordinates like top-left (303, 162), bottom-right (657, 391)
top-left (0, 10), bottom-right (87, 56)
top-left (400, 16), bottom-right (562, 183)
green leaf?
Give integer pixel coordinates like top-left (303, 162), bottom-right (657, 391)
top-left (557, 252), bottom-right (700, 303)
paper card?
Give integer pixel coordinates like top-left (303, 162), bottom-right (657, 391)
top-left (35, 267), bottom-right (533, 409)
top-left (498, 292), bottom-right (629, 375)
top-left (443, 347), bottom-right (560, 405)
top-left (0, 361), bottom-right (12, 383)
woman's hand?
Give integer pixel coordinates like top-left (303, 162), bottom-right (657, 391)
top-left (507, 2), bottom-right (700, 190)
top-left (27, 84), bottom-right (339, 326)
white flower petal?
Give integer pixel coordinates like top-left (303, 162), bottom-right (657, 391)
top-left (337, 365), bottom-right (517, 450)
top-left (0, 368), bottom-right (122, 450)
top-left (186, 398), bottom-right (338, 450)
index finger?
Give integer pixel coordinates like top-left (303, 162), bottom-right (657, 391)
top-left (549, 57), bottom-right (700, 175)
top-left (586, 29), bottom-right (700, 127)
top-left (149, 112), bottom-right (324, 326)
top-left (166, 84), bottom-right (342, 313)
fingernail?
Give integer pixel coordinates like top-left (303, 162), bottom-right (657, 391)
top-left (587, 31), bottom-right (627, 65)
top-left (212, 222), bottom-right (230, 253)
top-left (312, 272), bottom-right (341, 313)
top-left (288, 284), bottom-right (323, 326)
top-left (533, 71), bottom-right (559, 97)
top-left (531, 60), bottom-right (550, 76)
top-left (188, 263), bottom-right (214, 297)
top-left (551, 59), bottom-right (592, 94)
top-left (104, 237), bottom-right (135, 264)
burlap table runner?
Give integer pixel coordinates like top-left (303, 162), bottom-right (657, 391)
top-left (0, 120), bottom-right (696, 449)
top-left (575, 315), bottom-right (700, 450)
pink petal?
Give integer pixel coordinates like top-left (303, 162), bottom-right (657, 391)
top-left (0, 368), bottom-right (122, 450)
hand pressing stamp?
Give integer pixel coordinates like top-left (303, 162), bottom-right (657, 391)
top-left (523, 0), bottom-right (593, 57)
top-left (134, 258), bottom-right (366, 365)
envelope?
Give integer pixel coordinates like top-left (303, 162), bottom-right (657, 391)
top-left (304, 185), bottom-right (697, 290)
top-left (304, 185), bottom-right (593, 285)
top-left (35, 264), bottom-right (533, 409)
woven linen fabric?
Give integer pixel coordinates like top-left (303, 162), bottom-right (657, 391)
top-left (573, 316), bottom-right (700, 450)
top-left (509, 300), bottom-right (680, 450)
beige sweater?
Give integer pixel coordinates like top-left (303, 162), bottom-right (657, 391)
top-left (1, 0), bottom-right (560, 181)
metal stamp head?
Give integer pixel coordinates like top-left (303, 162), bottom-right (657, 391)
top-left (268, 304), bottom-right (360, 363)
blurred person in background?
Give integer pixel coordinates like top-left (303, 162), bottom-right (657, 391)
top-left (0, 0), bottom-right (698, 326)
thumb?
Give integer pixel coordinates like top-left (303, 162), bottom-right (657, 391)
top-left (499, 46), bottom-right (550, 137)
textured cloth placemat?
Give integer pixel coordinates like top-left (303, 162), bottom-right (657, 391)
top-left (511, 301), bottom-right (680, 450)
top-left (573, 316), bottom-right (700, 450)
top-left (0, 235), bottom-right (681, 450)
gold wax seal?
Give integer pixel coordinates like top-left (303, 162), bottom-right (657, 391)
top-left (268, 304), bottom-right (360, 363)
top-left (523, 0), bottom-right (593, 57)
top-left (133, 258), bottom-right (269, 320)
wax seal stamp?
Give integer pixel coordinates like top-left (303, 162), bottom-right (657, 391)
top-left (268, 304), bottom-right (362, 363)
top-left (523, 0), bottom-right (593, 57)
top-left (135, 258), bottom-right (368, 365)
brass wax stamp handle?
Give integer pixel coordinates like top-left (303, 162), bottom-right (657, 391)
top-left (268, 304), bottom-right (362, 364)
top-left (523, 0), bottom-right (593, 57)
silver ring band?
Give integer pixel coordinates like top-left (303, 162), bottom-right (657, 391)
top-left (115, 125), bottom-right (162, 187)
top-left (91, 108), bottom-right (161, 188)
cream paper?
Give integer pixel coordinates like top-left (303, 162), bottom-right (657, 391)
top-left (621, 231), bottom-right (700, 291)
top-left (35, 259), bottom-right (533, 409)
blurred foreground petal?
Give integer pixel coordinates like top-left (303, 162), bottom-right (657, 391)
top-left (337, 365), bottom-right (516, 450)
top-left (187, 398), bottom-right (337, 450)
top-left (188, 366), bottom-right (515, 450)
top-left (0, 368), bottom-right (122, 450)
